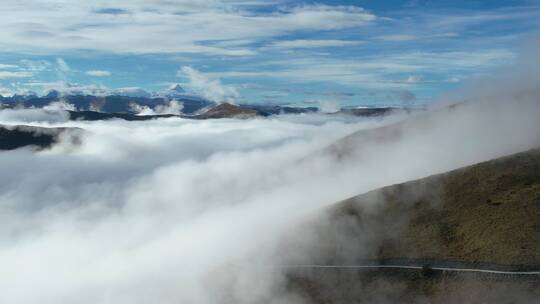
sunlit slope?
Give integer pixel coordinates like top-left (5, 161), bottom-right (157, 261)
top-left (329, 148), bottom-right (540, 265)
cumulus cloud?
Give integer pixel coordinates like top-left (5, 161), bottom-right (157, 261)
top-left (129, 100), bottom-right (184, 116)
top-left (155, 100), bottom-right (183, 115)
top-left (85, 70), bottom-right (111, 77)
top-left (318, 100), bottom-right (341, 113)
top-left (43, 100), bottom-right (77, 112)
top-left (178, 66), bottom-right (239, 103)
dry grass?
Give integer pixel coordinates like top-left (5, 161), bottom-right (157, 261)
top-left (333, 148), bottom-right (540, 265)
top-left (287, 149), bottom-right (540, 303)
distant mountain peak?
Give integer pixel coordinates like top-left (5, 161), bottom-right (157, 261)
top-left (45, 89), bottom-right (61, 98)
top-left (197, 102), bottom-right (259, 119)
top-left (168, 84), bottom-right (186, 94)
top-left (163, 84), bottom-right (188, 99)
top-left (111, 87), bottom-right (151, 98)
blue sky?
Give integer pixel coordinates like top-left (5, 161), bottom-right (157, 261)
top-left (0, 0), bottom-right (539, 107)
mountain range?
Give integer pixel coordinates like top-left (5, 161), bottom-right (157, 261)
top-left (0, 84), bottom-right (212, 114)
top-left (0, 84), bottom-right (406, 117)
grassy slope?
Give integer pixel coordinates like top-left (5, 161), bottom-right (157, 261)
top-left (287, 149), bottom-right (540, 303)
top-left (331, 148), bottom-right (540, 265)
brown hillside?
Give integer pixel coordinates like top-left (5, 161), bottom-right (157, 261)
top-left (286, 148), bottom-right (540, 304)
top-left (196, 103), bottom-right (259, 119)
top-left (323, 148), bottom-right (540, 265)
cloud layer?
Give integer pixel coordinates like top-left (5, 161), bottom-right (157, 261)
top-left (0, 1), bottom-right (375, 55)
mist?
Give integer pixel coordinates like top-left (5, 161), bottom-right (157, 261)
top-left (1, 37), bottom-right (540, 304)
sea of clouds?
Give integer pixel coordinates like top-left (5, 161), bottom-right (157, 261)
top-left (0, 111), bottom-right (410, 303)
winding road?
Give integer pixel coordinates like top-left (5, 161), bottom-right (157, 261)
top-left (286, 264), bottom-right (540, 275)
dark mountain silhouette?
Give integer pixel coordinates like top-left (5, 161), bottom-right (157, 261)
top-left (67, 111), bottom-right (178, 121)
top-left (0, 124), bottom-right (81, 150)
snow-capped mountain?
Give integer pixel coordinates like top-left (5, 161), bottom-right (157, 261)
top-left (111, 87), bottom-right (152, 98)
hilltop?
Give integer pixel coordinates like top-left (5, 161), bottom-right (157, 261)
top-left (330, 148), bottom-right (540, 265)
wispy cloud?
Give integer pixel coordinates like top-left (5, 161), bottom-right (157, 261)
top-left (378, 34), bottom-right (418, 42)
top-left (0, 64), bottom-right (18, 69)
top-left (268, 39), bottom-right (363, 49)
top-left (55, 58), bottom-right (71, 80)
top-left (0, 1), bottom-right (376, 56)
top-left (0, 1), bottom-right (538, 106)
top-left (208, 48), bottom-right (515, 87)
top-left (378, 32), bottom-right (459, 42)
top-left (19, 59), bottom-right (52, 72)
top-left (85, 70), bottom-right (111, 77)
top-left (0, 71), bottom-right (32, 79)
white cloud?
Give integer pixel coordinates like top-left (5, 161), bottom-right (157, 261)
top-left (85, 70), bottom-right (111, 77)
top-left (268, 39), bottom-right (363, 49)
top-left (0, 2), bottom-right (376, 56)
top-left (317, 100), bottom-right (341, 113)
top-left (379, 34), bottom-right (418, 41)
top-left (20, 59), bottom-right (52, 72)
top-left (55, 58), bottom-right (71, 80)
top-left (405, 75), bottom-right (423, 83)
top-left (24, 81), bottom-right (110, 96)
top-left (0, 64), bottom-right (18, 69)
top-left (207, 48), bottom-right (515, 87)
top-left (378, 32), bottom-right (460, 42)
top-left (0, 87), bottom-right (14, 97)
top-left (178, 66), bottom-right (239, 103)
top-left (112, 87), bottom-right (150, 98)
top-left (0, 71), bottom-right (33, 79)
top-left (130, 100), bottom-right (184, 115)
top-left (56, 58), bottom-right (70, 73)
